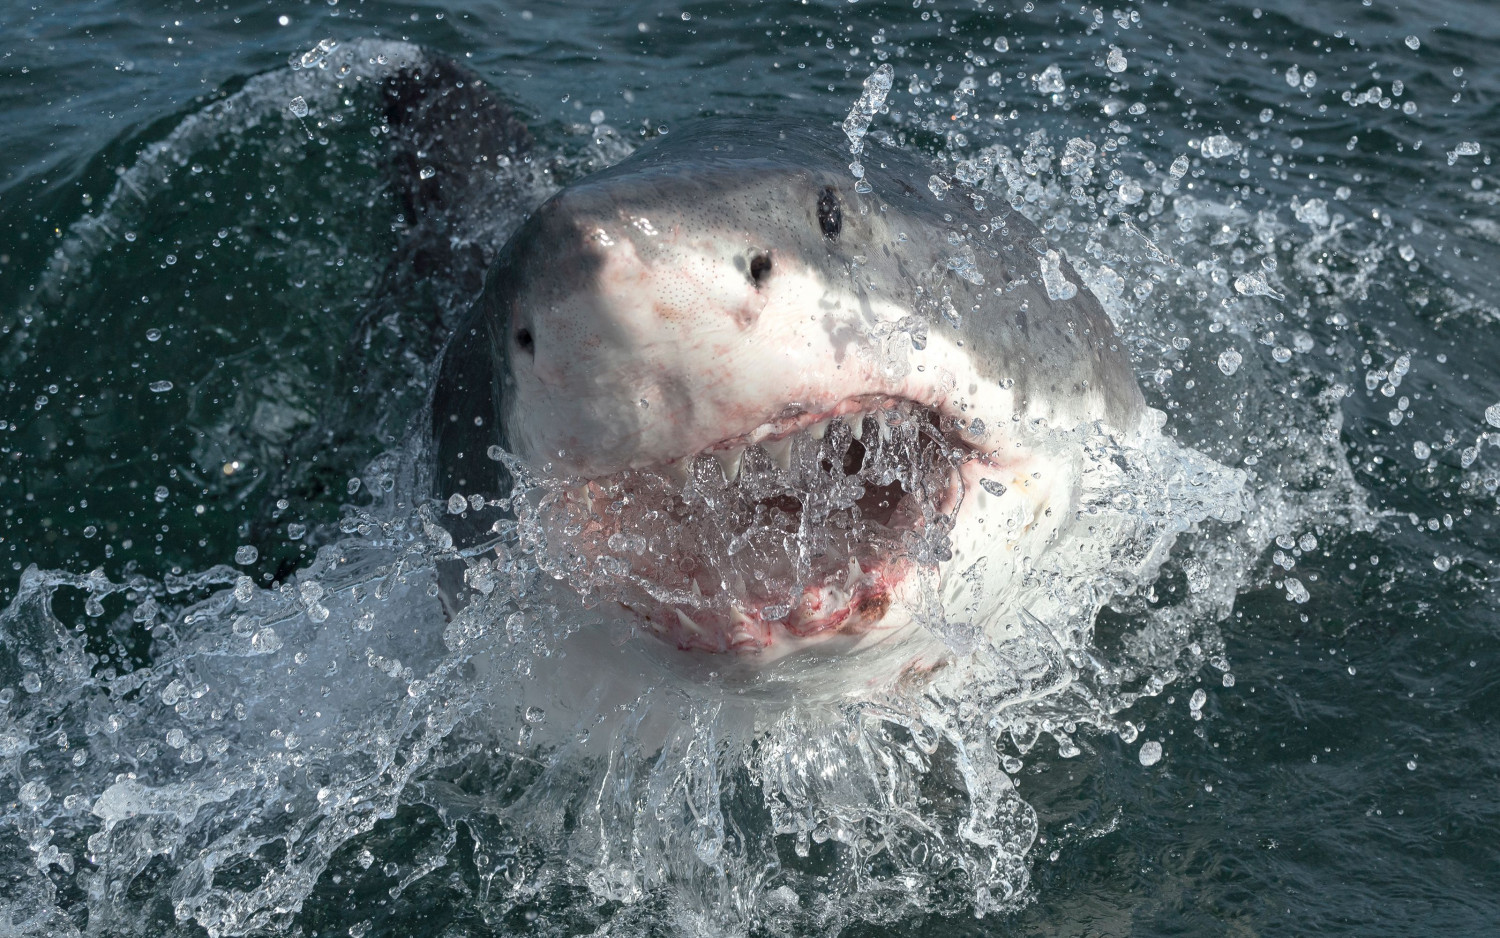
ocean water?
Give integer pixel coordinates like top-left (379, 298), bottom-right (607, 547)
top-left (1, 1), bottom-right (1497, 935)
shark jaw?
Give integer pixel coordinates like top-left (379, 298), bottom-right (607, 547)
top-left (516, 394), bottom-right (1067, 666)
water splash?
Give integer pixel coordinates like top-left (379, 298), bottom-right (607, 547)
top-left (0, 406), bottom-right (1252, 934)
top-left (843, 63), bottom-right (894, 185)
top-left (0, 13), bottom-right (1401, 935)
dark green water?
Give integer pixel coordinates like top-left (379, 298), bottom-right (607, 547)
top-left (1, 1), bottom-right (1497, 935)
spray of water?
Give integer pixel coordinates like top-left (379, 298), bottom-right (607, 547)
top-left (0, 24), bottom-right (1388, 938)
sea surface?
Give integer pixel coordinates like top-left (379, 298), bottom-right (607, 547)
top-left (1, 1), bottom-right (1497, 935)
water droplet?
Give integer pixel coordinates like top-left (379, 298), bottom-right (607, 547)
top-left (979, 478), bottom-right (1008, 498)
top-left (1484, 403), bottom-right (1500, 428)
top-left (1447, 141), bottom-right (1481, 166)
top-left (448, 493), bottom-right (468, 514)
top-left (18, 781), bottom-right (51, 809)
top-left (1217, 349), bottom-right (1243, 376)
top-left (234, 545), bottom-right (259, 565)
top-left (1201, 135), bottom-right (1239, 159)
top-left (1285, 577), bottom-right (1309, 603)
top-left (1038, 249), bottom-right (1077, 301)
top-left (419, 166), bottom-right (436, 180)
top-left (145, 328), bottom-right (162, 342)
top-left (1139, 740), bottom-right (1163, 766)
top-left (288, 95), bottom-right (309, 119)
top-left (1034, 63), bottom-right (1065, 94)
top-left (843, 64), bottom-right (894, 168)
top-left (1404, 35), bottom-right (1421, 50)
top-left (154, 486), bottom-right (170, 502)
top-left (1294, 197), bottom-right (1330, 227)
top-left (287, 523), bottom-right (307, 541)
top-left (149, 380), bottom-right (174, 393)
top-left (1106, 47), bottom-right (1127, 73)
top-left (1189, 688), bottom-right (1207, 711)
top-left (1234, 269), bottom-right (1284, 300)
top-left (0, 732), bottom-right (26, 758)
top-left (292, 37), bottom-right (339, 70)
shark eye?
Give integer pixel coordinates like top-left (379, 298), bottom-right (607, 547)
top-left (514, 327), bottom-right (535, 355)
top-left (817, 187), bottom-right (841, 240)
top-left (749, 252), bottom-right (772, 287)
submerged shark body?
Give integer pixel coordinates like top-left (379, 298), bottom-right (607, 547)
top-left (432, 120), bottom-right (1145, 686)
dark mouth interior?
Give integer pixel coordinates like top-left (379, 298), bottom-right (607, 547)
top-left (520, 402), bottom-right (975, 645)
top-left (753, 432), bottom-right (908, 530)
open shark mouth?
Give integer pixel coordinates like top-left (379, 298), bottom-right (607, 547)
top-left (519, 398), bottom-right (991, 654)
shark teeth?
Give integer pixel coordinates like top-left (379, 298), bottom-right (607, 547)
top-left (661, 457), bottom-right (693, 487)
top-left (760, 436), bottom-right (794, 472)
top-left (728, 606), bottom-right (765, 648)
top-left (843, 556), bottom-right (864, 593)
top-left (674, 608), bottom-right (705, 636)
top-left (674, 399), bottom-right (928, 485)
top-left (571, 483), bottom-right (596, 512)
top-left (712, 446), bottom-right (745, 481)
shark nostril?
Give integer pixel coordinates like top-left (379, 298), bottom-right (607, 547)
top-left (515, 328), bottom-right (535, 355)
top-left (817, 186), bottom-right (841, 239)
top-left (748, 252), bottom-right (772, 288)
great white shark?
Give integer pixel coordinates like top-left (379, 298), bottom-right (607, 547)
top-left (431, 120), bottom-right (1146, 684)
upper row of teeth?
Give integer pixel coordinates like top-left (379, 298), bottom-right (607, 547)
top-left (663, 411), bottom-right (898, 484)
